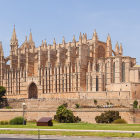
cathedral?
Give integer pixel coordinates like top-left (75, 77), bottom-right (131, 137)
top-left (0, 27), bottom-right (140, 99)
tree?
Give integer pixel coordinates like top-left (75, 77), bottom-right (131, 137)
top-left (133, 100), bottom-right (138, 108)
top-left (54, 104), bottom-right (81, 123)
top-left (56, 105), bottom-right (66, 123)
top-left (0, 86), bottom-right (6, 102)
top-left (95, 110), bottom-right (121, 123)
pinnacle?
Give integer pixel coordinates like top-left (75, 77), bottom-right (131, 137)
top-left (28, 31), bottom-right (33, 43)
top-left (53, 38), bottom-right (56, 44)
top-left (11, 27), bottom-right (17, 41)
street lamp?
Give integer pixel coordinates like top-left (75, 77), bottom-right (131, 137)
top-left (23, 103), bottom-right (25, 125)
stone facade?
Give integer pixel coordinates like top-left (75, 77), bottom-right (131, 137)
top-left (0, 28), bottom-right (140, 99)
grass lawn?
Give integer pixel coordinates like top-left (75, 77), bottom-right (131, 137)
top-left (0, 122), bottom-right (140, 131)
top-left (0, 130), bottom-right (140, 138)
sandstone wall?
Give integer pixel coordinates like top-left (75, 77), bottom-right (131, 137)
top-left (0, 108), bottom-right (137, 124)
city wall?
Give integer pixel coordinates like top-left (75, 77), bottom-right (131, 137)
top-left (0, 108), bottom-right (138, 124)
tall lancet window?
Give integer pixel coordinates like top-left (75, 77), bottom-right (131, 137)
top-left (96, 76), bottom-right (98, 91)
top-left (96, 64), bottom-right (99, 71)
top-left (91, 76), bottom-right (92, 91)
top-left (87, 76), bottom-right (88, 91)
top-left (105, 63), bottom-right (107, 85)
top-left (63, 77), bottom-right (64, 92)
top-left (113, 62), bottom-right (115, 83)
top-left (122, 62), bottom-right (125, 82)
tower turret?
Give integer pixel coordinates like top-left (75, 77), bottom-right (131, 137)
top-left (10, 26), bottom-right (18, 51)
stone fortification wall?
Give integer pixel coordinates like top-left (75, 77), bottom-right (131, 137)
top-left (0, 108), bottom-right (137, 124)
top-left (6, 98), bottom-right (138, 109)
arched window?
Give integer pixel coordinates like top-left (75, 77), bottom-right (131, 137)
top-left (105, 63), bottom-right (107, 85)
top-left (96, 76), bottom-right (98, 91)
top-left (122, 62), bottom-right (125, 82)
top-left (96, 64), bottom-right (99, 71)
top-left (113, 62), bottom-right (115, 83)
top-left (98, 46), bottom-right (105, 58)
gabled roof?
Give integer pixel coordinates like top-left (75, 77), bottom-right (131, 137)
top-left (37, 117), bottom-right (52, 122)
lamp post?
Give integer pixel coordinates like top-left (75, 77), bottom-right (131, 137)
top-left (23, 102), bottom-right (25, 125)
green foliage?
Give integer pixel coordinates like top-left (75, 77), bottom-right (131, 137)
top-left (0, 121), bottom-right (5, 125)
top-left (6, 106), bottom-right (12, 109)
top-left (133, 100), bottom-right (138, 108)
top-left (73, 116), bottom-right (81, 123)
top-left (95, 110), bottom-right (121, 123)
top-left (97, 105), bottom-right (100, 108)
top-left (0, 86), bottom-right (6, 102)
top-left (4, 121), bottom-right (9, 125)
top-left (139, 105), bottom-right (140, 109)
top-left (9, 117), bottom-right (24, 125)
top-left (0, 120), bottom-right (9, 125)
top-left (94, 99), bottom-right (97, 103)
top-left (62, 103), bottom-right (68, 108)
top-left (107, 102), bottom-right (109, 105)
top-left (113, 119), bottom-right (127, 124)
top-left (54, 105), bottom-right (81, 123)
top-left (75, 103), bottom-right (80, 108)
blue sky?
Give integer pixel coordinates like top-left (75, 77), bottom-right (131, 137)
top-left (0, 0), bottom-right (140, 64)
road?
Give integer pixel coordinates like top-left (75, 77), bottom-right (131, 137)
top-left (0, 134), bottom-right (140, 140)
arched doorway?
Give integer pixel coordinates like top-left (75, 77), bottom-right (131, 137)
top-left (28, 83), bottom-right (37, 99)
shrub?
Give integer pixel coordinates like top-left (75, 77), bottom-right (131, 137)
top-left (62, 103), bottom-right (68, 108)
top-left (113, 119), bottom-right (127, 124)
top-left (4, 121), bottom-right (9, 125)
top-left (0, 121), bottom-right (5, 125)
top-left (95, 110), bottom-right (121, 123)
top-left (6, 106), bottom-right (12, 109)
top-left (9, 117), bottom-right (24, 125)
top-left (97, 105), bottom-right (100, 108)
top-left (107, 102), bottom-right (109, 105)
top-left (94, 99), bottom-right (97, 104)
top-left (73, 116), bottom-right (81, 123)
top-left (133, 100), bottom-right (138, 108)
top-left (75, 103), bottom-right (80, 108)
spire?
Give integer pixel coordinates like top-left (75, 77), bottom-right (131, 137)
top-left (73, 35), bottom-right (75, 42)
top-left (0, 42), bottom-right (4, 56)
top-left (41, 40), bottom-right (44, 48)
top-left (28, 29), bottom-right (33, 44)
top-left (62, 36), bottom-right (65, 44)
top-left (44, 39), bottom-right (47, 50)
top-left (11, 25), bottom-right (17, 41)
top-left (53, 38), bottom-right (56, 44)
top-left (79, 32), bottom-right (82, 39)
top-left (119, 43), bottom-right (123, 55)
top-left (92, 29), bottom-right (99, 41)
top-left (115, 41), bottom-right (119, 54)
top-left (106, 33), bottom-right (111, 46)
top-left (79, 32), bottom-right (82, 45)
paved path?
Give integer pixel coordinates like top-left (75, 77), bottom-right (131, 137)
top-left (0, 128), bottom-right (140, 133)
top-left (0, 134), bottom-right (140, 140)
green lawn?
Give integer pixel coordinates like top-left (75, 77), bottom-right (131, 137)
top-left (0, 130), bottom-right (140, 138)
top-left (0, 122), bottom-right (140, 131)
